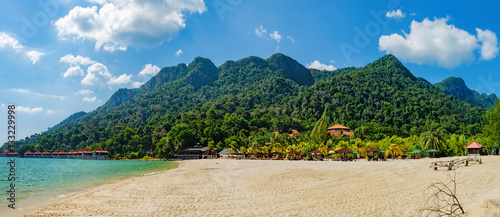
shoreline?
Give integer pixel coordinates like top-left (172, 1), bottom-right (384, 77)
top-left (0, 159), bottom-right (179, 217)
top-left (19, 156), bottom-right (500, 216)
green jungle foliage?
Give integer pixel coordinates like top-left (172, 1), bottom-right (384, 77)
top-left (8, 54), bottom-right (499, 159)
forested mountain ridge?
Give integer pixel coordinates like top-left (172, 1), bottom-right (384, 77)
top-left (434, 76), bottom-right (498, 108)
top-left (9, 54), bottom-right (489, 158)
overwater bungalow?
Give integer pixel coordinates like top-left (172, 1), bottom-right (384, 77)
top-left (1, 149), bottom-right (19, 157)
top-left (23, 148), bottom-right (108, 160)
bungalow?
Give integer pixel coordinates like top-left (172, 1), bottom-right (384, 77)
top-left (465, 141), bottom-right (483, 156)
top-left (328, 124), bottom-right (354, 137)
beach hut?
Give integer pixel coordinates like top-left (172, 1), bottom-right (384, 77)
top-left (202, 149), bottom-right (217, 159)
top-left (465, 141), bottom-right (483, 156)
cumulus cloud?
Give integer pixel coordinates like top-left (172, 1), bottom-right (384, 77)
top-left (132, 81), bottom-right (143, 88)
top-left (46, 109), bottom-right (56, 115)
top-left (175, 49), bottom-right (183, 57)
top-left (379, 17), bottom-right (499, 68)
top-left (287, 36), bottom-right (295, 43)
top-left (81, 63), bottom-right (112, 86)
top-left (54, 0), bottom-right (206, 52)
top-left (307, 60), bottom-right (337, 71)
top-left (270, 31), bottom-right (282, 43)
top-left (0, 32), bottom-right (24, 51)
top-left (255, 25), bottom-right (267, 38)
top-left (61, 54), bottom-right (137, 87)
top-left (26, 50), bottom-right (45, 64)
top-left (138, 63), bottom-right (160, 77)
top-left (62, 65), bottom-right (84, 77)
top-left (75, 89), bottom-right (93, 95)
top-left (108, 74), bottom-right (133, 85)
top-left (386, 9), bottom-right (405, 19)
top-left (0, 32), bottom-right (45, 64)
top-left (83, 96), bottom-right (97, 102)
top-left (60, 54), bottom-right (96, 66)
top-left (17, 106), bottom-right (43, 114)
top-left (476, 28), bottom-right (499, 60)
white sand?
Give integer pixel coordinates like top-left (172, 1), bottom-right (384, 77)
top-left (22, 156), bottom-right (500, 216)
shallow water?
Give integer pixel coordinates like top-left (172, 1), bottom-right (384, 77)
top-left (0, 157), bottom-right (177, 212)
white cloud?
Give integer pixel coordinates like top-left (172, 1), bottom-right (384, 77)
top-left (175, 49), bottom-right (183, 57)
top-left (62, 65), bottom-right (84, 77)
top-left (12, 88), bottom-right (31, 94)
top-left (307, 60), bottom-right (337, 71)
top-left (59, 54), bottom-right (96, 66)
top-left (11, 89), bottom-right (64, 100)
top-left (287, 36), bottom-right (295, 43)
top-left (132, 81), bottom-right (143, 88)
top-left (75, 89), bottom-right (94, 95)
top-left (26, 50), bottom-right (45, 64)
top-left (270, 31), bottom-right (281, 43)
top-left (108, 74), bottom-right (133, 85)
top-left (255, 25), bottom-right (267, 38)
top-left (54, 0), bottom-right (206, 52)
top-left (386, 9), bottom-right (405, 19)
top-left (138, 63), bottom-right (160, 77)
top-left (82, 63), bottom-right (112, 86)
top-left (476, 28), bottom-right (499, 60)
top-left (0, 32), bottom-right (45, 64)
top-left (46, 109), bottom-right (56, 115)
top-left (17, 106), bottom-right (43, 114)
top-left (0, 32), bottom-right (24, 52)
top-left (410, 12), bottom-right (416, 16)
top-left (83, 96), bottom-right (97, 102)
top-left (51, 95), bottom-right (66, 100)
top-left (379, 17), bottom-right (487, 68)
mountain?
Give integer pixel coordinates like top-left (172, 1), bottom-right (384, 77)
top-left (434, 76), bottom-right (498, 107)
top-left (10, 54), bottom-right (485, 159)
top-left (472, 90), bottom-right (498, 108)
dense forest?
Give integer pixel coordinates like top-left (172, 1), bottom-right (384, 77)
top-left (6, 54), bottom-right (500, 159)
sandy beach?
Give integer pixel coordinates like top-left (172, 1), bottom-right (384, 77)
top-left (20, 156), bottom-right (500, 216)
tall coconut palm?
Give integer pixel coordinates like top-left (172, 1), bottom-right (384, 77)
top-left (422, 127), bottom-right (445, 153)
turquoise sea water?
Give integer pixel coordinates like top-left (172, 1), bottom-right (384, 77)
top-left (0, 157), bottom-right (177, 213)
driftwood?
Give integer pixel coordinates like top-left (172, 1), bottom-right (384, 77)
top-left (429, 157), bottom-right (482, 170)
top-left (419, 172), bottom-right (466, 216)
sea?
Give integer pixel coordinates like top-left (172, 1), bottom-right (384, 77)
top-left (0, 157), bottom-right (178, 214)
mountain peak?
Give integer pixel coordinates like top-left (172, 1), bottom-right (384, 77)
top-left (367, 54), bottom-right (417, 81)
top-left (434, 77), bottom-right (481, 106)
top-left (267, 53), bottom-right (314, 85)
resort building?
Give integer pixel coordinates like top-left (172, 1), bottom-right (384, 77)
top-left (1, 149), bottom-right (19, 157)
top-left (327, 124), bottom-right (354, 137)
top-left (23, 147), bottom-right (108, 160)
top-left (177, 143), bottom-right (208, 160)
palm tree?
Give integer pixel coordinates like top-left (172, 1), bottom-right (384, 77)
top-left (229, 141), bottom-right (239, 155)
top-left (248, 141), bottom-right (260, 154)
top-left (385, 143), bottom-right (405, 159)
top-left (422, 127), bottom-right (445, 154)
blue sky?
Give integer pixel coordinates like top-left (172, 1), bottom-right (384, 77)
top-left (1, 0), bottom-right (499, 143)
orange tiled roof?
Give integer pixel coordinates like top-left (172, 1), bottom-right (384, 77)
top-left (327, 125), bottom-right (350, 130)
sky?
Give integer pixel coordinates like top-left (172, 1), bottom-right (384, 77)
top-left (0, 0), bottom-right (499, 143)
